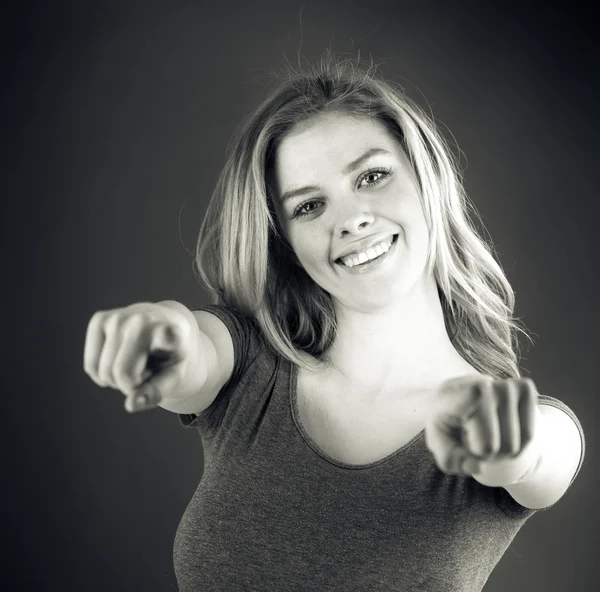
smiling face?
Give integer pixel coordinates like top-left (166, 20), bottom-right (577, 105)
top-left (270, 111), bottom-right (432, 310)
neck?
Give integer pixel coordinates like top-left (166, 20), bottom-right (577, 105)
top-left (323, 276), bottom-right (476, 399)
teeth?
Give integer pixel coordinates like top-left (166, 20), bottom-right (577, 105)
top-left (340, 236), bottom-right (393, 268)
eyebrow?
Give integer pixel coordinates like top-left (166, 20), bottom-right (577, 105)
top-left (279, 147), bottom-right (392, 204)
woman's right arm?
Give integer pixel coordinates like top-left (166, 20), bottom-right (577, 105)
top-left (83, 300), bottom-right (234, 415)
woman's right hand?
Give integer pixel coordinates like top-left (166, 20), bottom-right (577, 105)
top-left (83, 301), bottom-right (201, 413)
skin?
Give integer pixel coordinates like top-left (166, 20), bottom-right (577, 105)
top-left (265, 112), bottom-right (581, 506)
top-left (270, 111), bottom-right (478, 403)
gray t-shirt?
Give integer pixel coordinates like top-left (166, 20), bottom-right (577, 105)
top-left (173, 304), bottom-right (586, 591)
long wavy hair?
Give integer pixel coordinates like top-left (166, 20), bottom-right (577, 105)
top-left (192, 50), bottom-right (533, 379)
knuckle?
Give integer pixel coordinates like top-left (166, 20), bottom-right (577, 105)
top-left (103, 312), bottom-right (120, 333)
top-left (122, 314), bottom-right (147, 342)
top-left (90, 310), bottom-right (106, 324)
top-left (475, 379), bottom-right (493, 397)
top-left (125, 311), bottom-right (148, 326)
top-left (511, 380), bottom-right (523, 396)
top-left (127, 302), bottom-right (161, 322)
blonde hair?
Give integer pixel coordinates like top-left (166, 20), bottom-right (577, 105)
top-left (193, 50), bottom-right (533, 379)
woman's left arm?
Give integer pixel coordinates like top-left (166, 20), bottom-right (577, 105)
top-left (425, 376), bottom-right (583, 510)
top-left (494, 403), bottom-right (582, 510)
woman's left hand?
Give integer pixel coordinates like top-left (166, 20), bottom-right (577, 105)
top-left (424, 375), bottom-right (539, 476)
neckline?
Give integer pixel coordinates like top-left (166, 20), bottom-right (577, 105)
top-left (289, 359), bottom-right (426, 470)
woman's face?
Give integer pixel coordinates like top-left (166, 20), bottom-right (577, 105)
top-left (270, 111), bottom-right (431, 308)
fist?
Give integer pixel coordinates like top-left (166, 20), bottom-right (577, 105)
top-left (83, 301), bottom-right (195, 413)
top-left (424, 375), bottom-right (539, 476)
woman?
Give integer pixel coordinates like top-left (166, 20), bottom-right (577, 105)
top-left (84, 51), bottom-right (585, 591)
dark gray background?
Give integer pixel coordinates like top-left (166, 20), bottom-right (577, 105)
top-left (5, 0), bottom-right (597, 590)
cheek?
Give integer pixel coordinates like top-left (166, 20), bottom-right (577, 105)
top-left (289, 233), bottom-right (328, 265)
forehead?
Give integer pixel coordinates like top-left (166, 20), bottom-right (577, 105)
top-left (274, 112), bottom-right (399, 180)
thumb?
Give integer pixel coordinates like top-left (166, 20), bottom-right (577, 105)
top-left (127, 324), bottom-right (185, 414)
top-left (146, 322), bottom-right (188, 384)
top-left (140, 323), bottom-right (186, 383)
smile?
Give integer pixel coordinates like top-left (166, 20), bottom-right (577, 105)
top-left (335, 234), bottom-right (398, 274)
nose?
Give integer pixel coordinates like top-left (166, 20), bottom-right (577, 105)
top-left (335, 210), bottom-right (376, 237)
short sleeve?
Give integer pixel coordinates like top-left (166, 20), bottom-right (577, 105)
top-left (177, 304), bottom-right (261, 433)
top-left (495, 392), bottom-right (586, 518)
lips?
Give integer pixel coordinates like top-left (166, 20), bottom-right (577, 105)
top-left (335, 233), bottom-right (396, 261)
top-left (335, 234), bottom-right (397, 265)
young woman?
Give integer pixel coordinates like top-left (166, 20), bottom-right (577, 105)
top-left (84, 51), bottom-right (585, 591)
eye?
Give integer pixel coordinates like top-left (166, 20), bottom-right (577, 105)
top-left (293, 199), bottom-right (322, 218)
top-left (357, 167), bottom-right (392, 188)
top-left (291, 167), bottom-right (392, 219)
